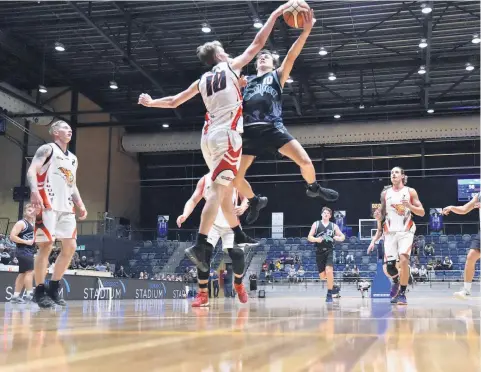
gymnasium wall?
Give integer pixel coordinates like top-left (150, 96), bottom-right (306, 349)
top-left (139, 137), bottom-right (480, 231)
top-left (0, 87), bottom-right (140, 225)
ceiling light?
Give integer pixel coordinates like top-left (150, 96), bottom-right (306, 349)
top-left (201, 23), bottom-right (211, 33)
top-left (465, 62), bottom-right (474, 71)
top-left (334, 114), bottom-right (341, 119)
top-left (328, 72), bottom-right (337, 81)
top-left (109, 80), bottom-right (118, 90)
top-left (38, 85), bottom-right (47, 94)
top-left (272, 51), bottom-right (280, 60)
top-left (419, 38), bottom-right (428, 48)
top-left (427, 108), bottom-right (434, 114)
top-left (286, 76), bottom-right (293, 84)
top-left (472, 34), bottom-right (480, 44)
top-left (420, 3), bottom-right (432, 14)
top-left (318, 46), bottom-right (328, 56)
top-left (418, 65), bottom-right (426, 74)
top-left (359, 104), bottom-right (365, 109)
top-left (162, 123), bottom-right (169, 128)
top-left (54, 41), bottom-right (65, 52)
top-left (253, 18), bottom-right (263, 29)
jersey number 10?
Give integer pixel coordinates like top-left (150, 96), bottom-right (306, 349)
top-left (206, 71), bottom-right (227, 96)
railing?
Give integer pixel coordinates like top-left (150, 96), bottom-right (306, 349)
top-left (128, 222), bottom-right (479, 242)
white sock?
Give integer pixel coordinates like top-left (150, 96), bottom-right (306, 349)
top-left (464, 282), bottom-right (472, 291)
top-left (13, 292), bottom-right (20, 298)
top-left (26, 290), bottom-right (33, 296)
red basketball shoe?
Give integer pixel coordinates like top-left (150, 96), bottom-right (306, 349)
top-left (191, 292), bottom-right (209, 307)
top-left (234, 283), bottom-right (248, 304)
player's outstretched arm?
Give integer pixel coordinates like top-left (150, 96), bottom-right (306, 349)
top-left (443, 194), bottom-right (479, 215)
top-left (230, 3), bottom-right (290, 72)
top-left (277, 9), bottom-right (315, 87)
top-left (177, 177), bottom-right (205, 227)
top-left (27, 144), bottom-right (53, 209)
top-left (138, 80), bottom-right (200, 109)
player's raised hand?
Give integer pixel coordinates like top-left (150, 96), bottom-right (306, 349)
top-left (442, 206), bottom-right (452, 215)
top-left (176, 215), bottom-right (187, 228)
top-left (138, 93), bottom-right (153, 107)
top-left (302, 9), bottom-right (316, 32)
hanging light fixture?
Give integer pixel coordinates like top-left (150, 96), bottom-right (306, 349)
top-left (201, 23), bottom-right (212, 33)
top-left (38, 84), bottom-right (47, 94)
top-left (328, 72), bottom-right (337, 81)
top-left (253, 18), bottom-right (263, 29)
top-left (318, 46), bottom-right (328, 56)
top-left (418, 65), bottom-right (426, 74)
top-left (54, 41), bottom-right (65, 52)
top-left (419, 38), bottom-right (428, 48)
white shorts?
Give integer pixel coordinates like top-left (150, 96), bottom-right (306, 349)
top-left (201, 129), bottom-right (242, 186)
top-left (384, 231), bottom-right (414, 261)
top-left (207, 224), bottom-right (235, 251)
top-left (35, 210), bottom-right (77, 243)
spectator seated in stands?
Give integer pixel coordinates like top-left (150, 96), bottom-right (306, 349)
top-left (139, 272), bottom-right (144, 279)
top-left (275, 260), bottom-right (281, 272)
top-left (9, 256), bottom-right (19, 266)
top-left (339, 251), bottom-right (345, 264)
top-left (95, 262), bottom-right (108, 272)
top-left (0, 245), bottom-right (11, 265)
top-left (79, 256), bottom-right (88, 269)
top-left (411, 264), bottom-right (420, 281)
top-left (105, 262), bottom-right (111, 272)
top-left (262, 261), bottom-right (268, 272)
top-left (294, 255), bottom-right (301, 265)
top-left (346, 252), bottom-right (354, 264)
top-left (297, 266), bottom-right (305, 282)
top-left (351, 265), bottom-right (360, 281)
top-left (419, 265), bottom-right (428, 282)
top-left (442, 256), bottom-right (453, 270)
top-left (287, 266), bottom-right (297, 282)
top-left (269, 261), bottom-right (275, 273)
top-left (434, 258), bottom-right (443, 270)
top-left (424, 243), bottom-right (435, 256)
top-left (284, 255), bottom-right (294, 266)
top-left (115, 265), bottom-right (128, 278)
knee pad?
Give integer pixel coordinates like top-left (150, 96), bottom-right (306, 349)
top-left (227, 248), bottom-right (245, 275)
top-left (386, 260), bottom-right (399, 278)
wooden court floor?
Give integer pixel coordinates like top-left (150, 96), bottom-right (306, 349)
top-left (0, 295), bottom-right (479, 372)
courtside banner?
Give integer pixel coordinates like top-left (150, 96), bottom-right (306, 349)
top-left (1, 272), bottom-right (186, 302)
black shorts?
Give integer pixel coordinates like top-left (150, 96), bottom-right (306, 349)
top-left (316, 249), bottom-right (333, 274)
top-left (17, 254), bottom-right (34, 273)
top-left (470, 235), bottom-right (480, 251)
top-left (242, 123), bottom-right (294, 157)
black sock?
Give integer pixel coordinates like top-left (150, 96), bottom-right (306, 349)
top-left (392, 276), bottom-right (399, 284)
top-left (248, 195), bottom-right (259, 205)
top-left (35, 284), bottom-right (45, 295)
top-left (327, 289), bottom-right (333, 295)
top-left (234, 276), bottom-right (243, 285)
top-left (232, 225), bottom-right (243, 235)
top-left (307, 182), bottom-right (319, 190)
top-left (49, 280), bottom-right (59, 292)
top-left (400, 285), bottom-right (407, 294)
top-left (197, 233), bottom-right (208, 245)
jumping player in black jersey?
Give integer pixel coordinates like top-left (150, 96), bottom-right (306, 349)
top-left (308, 207), bottom-right (345, 303)
top-left (235, 10), bottom-right (339, 224)
top-left (9, 203), bottom-right (37, 303)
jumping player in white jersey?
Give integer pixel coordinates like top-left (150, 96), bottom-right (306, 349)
top-left (237, 10), bottom-right (338, 225)
top-left (138, 3), bottom-right (291, 274)
top-left (443, 192), bottom-right (480, 300)
top-left (377, 167), bottom-right (424, 305)
top-left (27, 120), bottom-right (88, 308)
top-left (177, 174), bottom-right (249, 307)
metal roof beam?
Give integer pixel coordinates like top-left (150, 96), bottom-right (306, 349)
top-left (434, 67), bottom-right (480, 101)
top-left (451, 3), bottom-right (480, 21)
top-left (327, 2), bottom-right (416, 55)
top-left (68, 1), bottom-right (182, 120)
top-left (371, 66), bottom-right (419, 104)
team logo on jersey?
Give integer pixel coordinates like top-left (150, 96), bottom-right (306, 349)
top-left (391, 203), bottom-right (407, 216)
top-left (58, 167), bottom-right (74, 186)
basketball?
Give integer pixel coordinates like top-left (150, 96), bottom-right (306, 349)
top-left (283, 0), bottom-right (310, 28)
